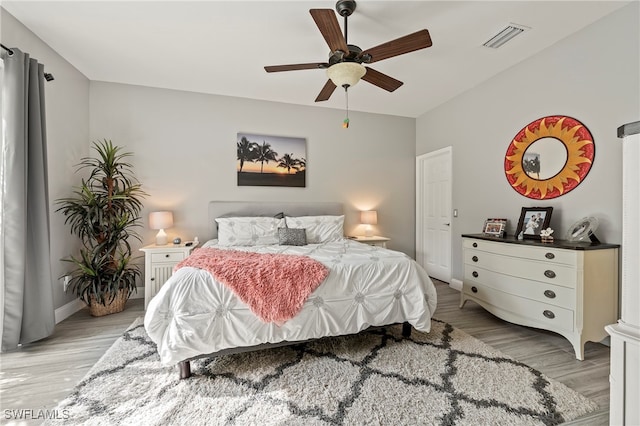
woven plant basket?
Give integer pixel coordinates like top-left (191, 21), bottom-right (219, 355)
top-left (88, 290), bottom-right (128, 317)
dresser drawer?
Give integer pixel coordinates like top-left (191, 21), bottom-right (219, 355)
top-left (463, 238), bottom-right (577, 266)
top-left (464, 250), bottom-right (577, 288)
top-left (150, 252), bottom-right (186, 263)
top-left (462, 282), bottom-right (574, 333)
top-left (464, 266), bottom-right (575, 309)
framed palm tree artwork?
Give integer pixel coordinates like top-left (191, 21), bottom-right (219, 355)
top-left (237, 133), bottom-right (306, 187)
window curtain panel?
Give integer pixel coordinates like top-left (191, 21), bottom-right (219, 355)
top-left (0, 48), bottom-right (55, 351)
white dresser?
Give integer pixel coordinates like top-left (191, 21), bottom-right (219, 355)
top-left (460, 234), bottom-right (619, 360)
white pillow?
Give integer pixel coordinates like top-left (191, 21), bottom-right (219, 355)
top-left (215, 216), bottom-right (285, 246)
top-left (285, 215), bottom-right (344, 243)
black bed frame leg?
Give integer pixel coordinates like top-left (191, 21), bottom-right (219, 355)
top-left (402, 322), bottom-right (412, 337)
top-left (179, 361), bottom-right (191, 379)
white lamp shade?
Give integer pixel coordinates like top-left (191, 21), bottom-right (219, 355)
top-left (360, 210), bottom-right (378, 225)
top-left (327, 62), bottom-right (366, 88)
top-left (149, 211), bottom-right (173, 245)
top-left (149, 211), bottom-right (173, 230)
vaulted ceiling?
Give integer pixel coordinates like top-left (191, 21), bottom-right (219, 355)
top-left (2, 1), bottom-right (631, 117)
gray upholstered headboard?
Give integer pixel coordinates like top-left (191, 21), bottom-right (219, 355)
top-left (208, 201), bottom-right (344, 239)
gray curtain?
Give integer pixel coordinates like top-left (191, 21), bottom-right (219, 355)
top-left (0, 48), bottom-right (55, 351)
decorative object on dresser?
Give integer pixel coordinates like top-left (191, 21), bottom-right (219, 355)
top-left (237, 133), bottom-right (306, 187)
top-left (56, 140), bottom-right (146, 316)
top-left (352, 235), bottom-right (390, 248)
top-left (149, 211), bottom-right (173, 245)
top-left (504, 116), bottom-right (595, 200)
top-left (49, 318), bottom-right (599, 425)
top-left (460, 234), bottom-right (619, 360)
top-left (360, 210), bottom-right (378, 237)
top-left (565, 216), bottom-right (600, 243)
top-left (515, 206), bottom-right (553, 239)
top-left (482, 218), bottom-right (507, 237)
top-left (140, 242), bottom-right (198, 309)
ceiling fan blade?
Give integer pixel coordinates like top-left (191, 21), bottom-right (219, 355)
top-left (310, 9), bottom-right (349, 53)
top-left (264, 63), bottom-right (328, 73)
top-left (361, 29), bottom-right (432, 63)
top-left (315, 79), bottom-right (337, 102)
top-left (362, 67), bottom-right (403, 92)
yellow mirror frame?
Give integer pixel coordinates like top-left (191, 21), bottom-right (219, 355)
top-left (505, 116), bottom-right (595, 199)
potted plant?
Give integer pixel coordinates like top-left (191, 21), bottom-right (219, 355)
top-left (57, 140), bottom-right (146, 316)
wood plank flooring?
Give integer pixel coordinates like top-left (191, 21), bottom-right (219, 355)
top-left (0, 281), bottom-right (611, 425)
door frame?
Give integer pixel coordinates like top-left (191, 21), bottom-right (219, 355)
top-left (416, 146), bottom-right (452, 283)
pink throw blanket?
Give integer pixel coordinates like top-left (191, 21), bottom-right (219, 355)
top-left (175, 248), bottom-right (329, 324)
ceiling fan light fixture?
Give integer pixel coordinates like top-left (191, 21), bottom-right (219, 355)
top-left (327, 62), bottom-right (366, 88)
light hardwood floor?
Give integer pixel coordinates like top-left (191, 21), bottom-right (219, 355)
top-left (0, 281), bottom-right (610, 425)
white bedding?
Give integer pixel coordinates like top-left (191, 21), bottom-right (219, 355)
top-left (144, 238), bottom-right (437, 365)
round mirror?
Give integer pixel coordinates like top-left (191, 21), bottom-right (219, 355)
top-left (505, 116), bottom-right (595, 199)
top-left (522, 137), bottom-right (568, 180)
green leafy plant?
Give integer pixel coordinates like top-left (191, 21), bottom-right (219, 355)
top-left (56, 140), bottom-right (146, 307)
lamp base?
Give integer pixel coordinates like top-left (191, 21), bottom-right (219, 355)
top-left (155, 229), bottom-right (168, 245)
top-left (364, 226), bottom-right (373, 237)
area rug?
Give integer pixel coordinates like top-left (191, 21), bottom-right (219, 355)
top-left (45, 318), bottom-right (598, 426)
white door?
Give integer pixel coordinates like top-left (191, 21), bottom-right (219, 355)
top-left (416, 147), bottom-right (452, 282)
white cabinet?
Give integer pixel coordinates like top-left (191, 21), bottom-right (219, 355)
top-left (460, 235), bottom-right (619, 360)
top-left (140, 243), bottom-right (197, 308)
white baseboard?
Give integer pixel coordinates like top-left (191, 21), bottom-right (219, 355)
top-left (54, 286), bottom-right (145, 324)
top-left (450, 278), bottom-right (463, 291)
top-left (54, 299), bottom-right (84, 324)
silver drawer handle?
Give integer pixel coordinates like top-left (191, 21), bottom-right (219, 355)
top-left (472, 271), bottom-right (479, 278)
top-left (472, 256), bottom-right (479, 262)
top-left (543, 310), bottom-right (555, 319)
top-left (544, 290), bottom-right (556, 299)
top-left (471, 286), bottom-right (478, 293)
top-left (545, 252), bottom-right (555, 259)
top-left (472, 242), bottom-right (478, 248)
top-left (544, 270), bottom-right (556, 279)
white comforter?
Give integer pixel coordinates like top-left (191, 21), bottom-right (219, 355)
top-left (144, 239), bottom-right (437, 365)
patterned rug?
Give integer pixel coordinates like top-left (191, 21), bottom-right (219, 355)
top-left (45, 318), bottom-right (598, 425)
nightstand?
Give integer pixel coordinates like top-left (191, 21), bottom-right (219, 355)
top-left (352, 236), bottom-right (390, 248)
top-left (140, 243), bottom-right (198, 308)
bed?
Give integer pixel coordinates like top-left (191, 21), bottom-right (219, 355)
top-left (144, 201), bottom-right (437, 378)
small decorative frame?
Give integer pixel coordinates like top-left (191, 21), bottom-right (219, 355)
top-left (483, 218), bottom-right (507, 237)
top-left (515, 207), bottom-right (553, 239)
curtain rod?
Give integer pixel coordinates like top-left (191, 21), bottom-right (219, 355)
top-left (1, 43), bottom-right (55, 81)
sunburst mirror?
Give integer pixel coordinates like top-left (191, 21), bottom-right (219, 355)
top-left (505, 115), bottom-right (595, 199)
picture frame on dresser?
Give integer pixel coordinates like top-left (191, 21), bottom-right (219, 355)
top-left (515, 207), bottom-right (553, 239)
top-left (483, 218), bottom-right (507, 237)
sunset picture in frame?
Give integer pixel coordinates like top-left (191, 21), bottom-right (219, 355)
top-left (237, 133), bottom-right (306, 187)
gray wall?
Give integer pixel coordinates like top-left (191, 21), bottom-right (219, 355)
top-left (89, 82), bottom-right (417, 260)
top-left (1, 9), bottom-right (91, 309)
top-left (416, 3), bottom-right (640, 280)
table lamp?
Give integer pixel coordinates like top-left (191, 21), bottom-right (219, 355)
top-left (361, 210), bottom-right (377, 237)
top-left (149, 211), bottom-right (173, 245)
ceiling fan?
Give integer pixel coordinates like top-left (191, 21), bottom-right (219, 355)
top-left (264, 0), bottom-right (433, 103)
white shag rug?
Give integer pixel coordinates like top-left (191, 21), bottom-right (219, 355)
top-left (45, 318), bottom-right (598, 425)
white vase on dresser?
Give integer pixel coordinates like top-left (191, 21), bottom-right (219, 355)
top-left (606, 121), bottom-right (640, 425)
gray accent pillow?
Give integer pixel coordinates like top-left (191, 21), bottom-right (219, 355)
top-left (278, 227), bottom-right (307, 246)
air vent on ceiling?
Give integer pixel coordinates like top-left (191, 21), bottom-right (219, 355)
top-left (483, 24), bottom-right (529, 49)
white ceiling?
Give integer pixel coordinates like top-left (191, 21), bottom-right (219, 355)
top-left (2, 1), bottom-right (631, 118)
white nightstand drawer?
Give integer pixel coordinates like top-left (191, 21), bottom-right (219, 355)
top-left (151, 252), bottom-right (186, 263)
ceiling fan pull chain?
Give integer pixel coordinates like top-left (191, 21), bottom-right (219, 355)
top-left (343, 86), bottom-right (350, 128)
